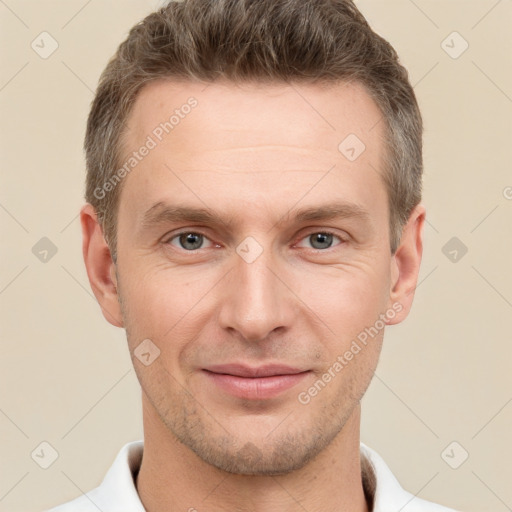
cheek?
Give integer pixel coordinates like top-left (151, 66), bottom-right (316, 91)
top-left (290, 261), bottom-right (389, 342)
top-left (118, 262), bottom-right (220, 347)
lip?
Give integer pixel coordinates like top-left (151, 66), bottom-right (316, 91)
top-left (202, 364), bottom-right (310, 400)
top-left (205, 363), bottom-right (306, 378)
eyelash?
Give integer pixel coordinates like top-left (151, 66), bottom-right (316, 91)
top-left (163, 230), bottom-right (346, 252)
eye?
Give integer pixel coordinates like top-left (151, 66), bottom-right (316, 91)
top-left (296, 232), bottom-right (344, 250)
top-left (167, 232), bottom-right (215, 251)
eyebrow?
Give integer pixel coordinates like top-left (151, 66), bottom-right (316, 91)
top-left (140, 200), bottom-right (371, 231)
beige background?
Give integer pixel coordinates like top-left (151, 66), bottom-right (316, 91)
top-left (1, 1), bottom-right (511, 511)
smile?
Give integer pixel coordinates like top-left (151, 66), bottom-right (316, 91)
top-left (202, 364), bottom-right (311, 400)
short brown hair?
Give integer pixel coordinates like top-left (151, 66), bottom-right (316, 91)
top-left (85, 0), bottom-right (423, 261)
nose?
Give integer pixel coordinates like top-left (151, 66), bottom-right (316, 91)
top-left (217, 243), bottom-right (296, 343)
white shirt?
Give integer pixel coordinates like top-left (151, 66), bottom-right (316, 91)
top-left (46, 441), bottom-right (457, 512)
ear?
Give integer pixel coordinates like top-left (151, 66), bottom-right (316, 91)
top-left (386, 203), bottom-right (426, 325)
top-left (80, 203), bottom-right (124, 328)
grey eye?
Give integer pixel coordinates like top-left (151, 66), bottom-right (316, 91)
top-left (178, 233), bottom-right (204, 250)
top-left (309, 233), bottom-right (334, 249)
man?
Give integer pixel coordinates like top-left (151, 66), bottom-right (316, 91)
top-left (47, 0), bottom-right (457, 510)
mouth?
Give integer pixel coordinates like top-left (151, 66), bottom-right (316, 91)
top-left (202, 364), bottom-right (311, 400)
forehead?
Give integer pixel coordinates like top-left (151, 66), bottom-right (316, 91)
top-left (118, 78), bottom-right (388, 230)
top-left (123, 78), bottom-right (384, 157)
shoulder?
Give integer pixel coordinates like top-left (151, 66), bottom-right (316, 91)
top-left (44, 490), bottom-right (106, 512)
top-left (44, 441), bottom-right (145, 512)
top-left (360, 443), bottom-right (459, 512)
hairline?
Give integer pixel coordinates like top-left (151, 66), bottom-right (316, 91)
top-left (104, 75), bottom-right (396, 260)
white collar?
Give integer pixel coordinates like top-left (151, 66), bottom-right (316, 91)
top-left (47, 440), bottom-right (456, 511)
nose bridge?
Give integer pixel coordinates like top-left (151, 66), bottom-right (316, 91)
top-left (218, 239), bottom-right (293, 342)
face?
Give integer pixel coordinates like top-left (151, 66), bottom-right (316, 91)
top-left (88, 79), bottom-right (421, 475)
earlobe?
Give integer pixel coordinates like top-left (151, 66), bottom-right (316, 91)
top-left (80, 204), bottom-right (124, 328)
top-left (386, 203), bottom-right (426, 326)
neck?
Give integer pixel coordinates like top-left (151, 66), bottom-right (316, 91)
top-left (136, 394), bottom-right (369, 512)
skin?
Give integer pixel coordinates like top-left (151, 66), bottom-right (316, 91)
top-left (81, 79), bottom-right (425, 512)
